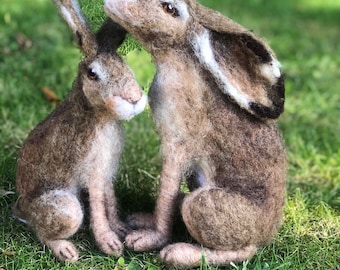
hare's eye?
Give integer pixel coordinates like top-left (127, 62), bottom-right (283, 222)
top-left (161, 2), bottom-right (179, 17)
top-left (87, 68), bottom-right (99, 81)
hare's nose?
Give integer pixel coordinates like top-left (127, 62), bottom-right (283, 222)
top-left (126, 98), bottom-right (138, 105)
top-left (126, 90), bottom-right (143, 104)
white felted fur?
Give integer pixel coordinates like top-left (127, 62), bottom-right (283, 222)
top-left (60, 5), bottom-right (77, 29)
top-left (191, 29), bottom-right (251, 111)
top-left (259, 59), bottom-right (282, 84)
top-left (113, 93), bottom-right (148, 120)
top-left (89, 60), bottom-right (109, 81)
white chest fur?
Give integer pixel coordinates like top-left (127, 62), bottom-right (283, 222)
top-left (149, 58), bottom-right (211, 147)
top-left (75, 121), bottom-right (123, 187)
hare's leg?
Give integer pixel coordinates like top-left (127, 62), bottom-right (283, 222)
top-left (126, 192), bottom-right (184, 231)
top-left (88, 178), bottom-right (123, 256)
top-left (161, 243), bottom-right (257, 268)
top-left (14, 190), bottom-right (83, 262)
top-left (125, 157), bottom-right (183, 251)
top-left (104, 181), bottom-right (130, 239)
top-left (160, 187), bottom-right (264, 267)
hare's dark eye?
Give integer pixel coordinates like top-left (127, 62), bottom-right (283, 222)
top-left (161, 2), bottom-right (179, 17)
top-left (87, 68), bottom-right (99, 81)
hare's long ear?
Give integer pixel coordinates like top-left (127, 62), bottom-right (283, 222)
top-left (190, 3), bottom-right (285, 120)
top-left (52, 0), bottom-right (97, 56)
top-left (95, 18), bottom-right (127, 54)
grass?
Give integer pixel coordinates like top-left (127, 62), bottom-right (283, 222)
top-left (1, 0), bottom-right (339, 269)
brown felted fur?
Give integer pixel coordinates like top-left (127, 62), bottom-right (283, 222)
top-left (105, 0), bottom-right (286, 267)
top-left (12, 0), bottom-right (147, 262)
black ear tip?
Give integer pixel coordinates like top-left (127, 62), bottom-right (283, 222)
top-left (240, 33), bottom-right (272, 63)
top-left (249, 74), bottom-right (285, 120)
top-left (95, 18), bottom-right (127, 53)
top-left (249, 102), bottom-right (284, 119)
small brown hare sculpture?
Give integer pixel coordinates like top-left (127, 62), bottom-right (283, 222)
top-left (12, 0), bottom-right (147, 262)
top-left (105, 0), bottom-right (286, 268)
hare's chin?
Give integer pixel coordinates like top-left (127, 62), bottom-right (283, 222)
top-left (108, 94), bottom-right (147, 120)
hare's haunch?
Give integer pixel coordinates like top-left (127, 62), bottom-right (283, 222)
top-left (12, 0), bottom-right (147, 262)
top-left (105, 0), bottom-right (286, 268)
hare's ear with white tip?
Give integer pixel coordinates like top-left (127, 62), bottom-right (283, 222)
top-left (95, 18), bottom-right (127, 54)
top-left (52, 0), bottom-right (97, 56)
top-left (190, 3), bottom-right (285, 120)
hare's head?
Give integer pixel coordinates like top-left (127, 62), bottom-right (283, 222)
top-left (104, 0), bottom-right (194, 50)
top-left (104, 0), bottom-right (285, 120)
top-left (53, 0), bottom-right (146, 120)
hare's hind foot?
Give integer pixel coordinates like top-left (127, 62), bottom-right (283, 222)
top-left (160, 243), bottom-right (257, 268)
top-left (126, 212), bottom-right (155, 230)
top-left (15, 191), bottom-right (84, 262)
top-left (46, 239), bottom-right (79, 262)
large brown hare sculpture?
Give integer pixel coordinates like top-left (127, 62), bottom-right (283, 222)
top-left (105, 0), bottom-right (286, 268)
top-left (12, 0), bottom-right (147, 262)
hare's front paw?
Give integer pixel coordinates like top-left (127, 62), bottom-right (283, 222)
top-left (96, 230), bottom-right (123, 256)
top-left (125, 229), bottom-right (168, 252)
top-left (126, 212), bottom-right (155, 230)
top-left (47, 239), bottom-right (79, 262)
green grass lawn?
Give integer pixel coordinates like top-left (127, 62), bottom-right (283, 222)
top-left (1, 0), bottom-right (339, 269)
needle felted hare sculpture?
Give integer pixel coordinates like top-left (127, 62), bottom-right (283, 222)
top-left (12, 0), bottom-right (147, 262)
top-left (105, 0), bottom-right (286, 268)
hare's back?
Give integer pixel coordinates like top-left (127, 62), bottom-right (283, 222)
top-left (16, 105), bottom-right (98, 196)
top-left (206, 94), bottom-right (286, 193)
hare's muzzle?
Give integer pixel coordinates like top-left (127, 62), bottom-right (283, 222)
top-left (107, 93), bottom-right (147, 120)
top-left (117, 81), bottom-right (143, 102)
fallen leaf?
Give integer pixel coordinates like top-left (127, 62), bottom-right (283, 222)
top-left (1, 249), bottom-right (16, 256)
top-left (41, 86), bottom-right (61, 105)
top-left (16, 32), bottom-right (32, 49)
